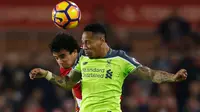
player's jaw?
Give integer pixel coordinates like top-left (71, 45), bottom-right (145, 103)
top-left (84, 49), bottom-right (93, 57)
top-left (59, 56), bottom-right (77, 69)
top-left (84, 47), bottom-right (100, 58)
top-left (58, 60), bottom-right (71, 69)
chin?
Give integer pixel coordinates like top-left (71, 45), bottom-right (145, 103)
top-left (63, 66), bottom-right (71, 69)
top-left (85, 53), bottom-right (92, 57)
top-left (60, 64), bottom-right (69, 69)
top-left (88, 55), bottom-right (96, 59)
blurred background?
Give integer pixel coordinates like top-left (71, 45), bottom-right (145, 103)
top-left (0, 0), bottom-right (200, 112)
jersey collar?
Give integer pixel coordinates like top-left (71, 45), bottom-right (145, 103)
top-left (104, 48), bottom-right (112, 58)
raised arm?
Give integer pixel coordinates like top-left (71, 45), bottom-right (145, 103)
top-left (132, 66), bottom-right (187, 84)
top-left (117, 50), bottom-right (187, 84)
top-left (29, 68), bottom-right (81, 90)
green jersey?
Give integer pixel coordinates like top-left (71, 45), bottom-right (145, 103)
top-left (73, 49), bottom-right (141, 112)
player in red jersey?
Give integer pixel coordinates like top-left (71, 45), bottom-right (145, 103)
top-left (48, 32), bottom-right (82, 112)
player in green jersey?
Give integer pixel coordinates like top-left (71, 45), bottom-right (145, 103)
top-left (29, 23), bottom-right (187, 112)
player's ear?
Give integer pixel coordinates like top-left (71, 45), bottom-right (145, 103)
top-left (71, 49), bottom-right (77, 56)
top-left (73, 49), bottom-right (78, 53)
top-left (100, 36), bottom-right (105, 42)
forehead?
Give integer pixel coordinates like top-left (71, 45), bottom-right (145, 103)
top-left (82, 31), bottom-right (93, 41)
top-left (52, 49), bottom-right (70, 56)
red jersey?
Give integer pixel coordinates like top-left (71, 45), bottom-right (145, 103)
top-left (59, 67), bottom-right (82, 99)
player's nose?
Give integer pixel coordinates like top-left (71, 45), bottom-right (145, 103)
top-left (57, 59), bottom-right (64, 64)
top-left (82, 44), bottom-right (89, 50)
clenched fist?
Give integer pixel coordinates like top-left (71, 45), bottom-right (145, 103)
top-left (173, 69), bottom-right (187, 82)
top-left (29, 68), bottom-right (48, 80)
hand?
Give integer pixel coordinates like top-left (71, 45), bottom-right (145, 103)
top-left (173, 69), bottom-right (187, 82)
top-left (29, 68), bottom-right (48, 80)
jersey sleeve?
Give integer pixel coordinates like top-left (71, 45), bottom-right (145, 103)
top-left (119, 51), bottom-right (141, 76)
top-left (73, 58), bottom-right (81, 72)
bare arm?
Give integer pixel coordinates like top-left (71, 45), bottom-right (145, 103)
top-left (131, 66), bottom-right (187, 84)
top-left (48, 70), bottom-right (81, 90)
top-left (29, 68), bottom-right (81, 90)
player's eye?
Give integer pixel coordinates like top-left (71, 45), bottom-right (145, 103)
top-left (82, 40), bottom-right (86, 45)
top-left (87, 40), bottom-right (92, 45)
top-left (59, 54), bottom-right (66, 59)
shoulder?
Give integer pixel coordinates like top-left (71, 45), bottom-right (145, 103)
top-left (109, 49), bottom-right (141, 66)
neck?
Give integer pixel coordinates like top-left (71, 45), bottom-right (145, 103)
top-left (99, 43), bottom-right (110, 58)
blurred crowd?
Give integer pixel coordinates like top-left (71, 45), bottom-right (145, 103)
top-left (0, 7), bottom-right (200, 112)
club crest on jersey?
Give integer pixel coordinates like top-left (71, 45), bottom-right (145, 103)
top-left (105, 69), bottom-right (113, 79)
top-left (83, 62), bottom-right (88, 65)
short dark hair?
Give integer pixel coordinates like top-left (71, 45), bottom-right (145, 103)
top-left (49, 32), bottom-right (80, 53)
top-left (84, 23), bottom-right (107, 40)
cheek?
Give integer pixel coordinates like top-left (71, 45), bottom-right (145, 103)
top-left (91, 42), bottom-right (101, 50)
top-left (65, 56), bottom-right (74, 64)
top-left (68, 59), bottom-right (74, 64)
top-left (61, 57), bottom-right (70, 63)
top-left (94, 43), bottom-right (101, 50)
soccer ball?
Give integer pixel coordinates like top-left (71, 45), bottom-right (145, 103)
top-left (52, 1), bottom-right (81, 29)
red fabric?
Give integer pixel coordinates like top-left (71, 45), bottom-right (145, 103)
top-left (60, 68), bottom-right (82, 99)
top-left (72, 83), bottom-right (82, 99)
top-left (59, 68), bottom-right (72, 77)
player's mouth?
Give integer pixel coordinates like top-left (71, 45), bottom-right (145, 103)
top-left (59, 63), bottom-right (69, 68)
top-left (84, 50), bottom-right (92, 56)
